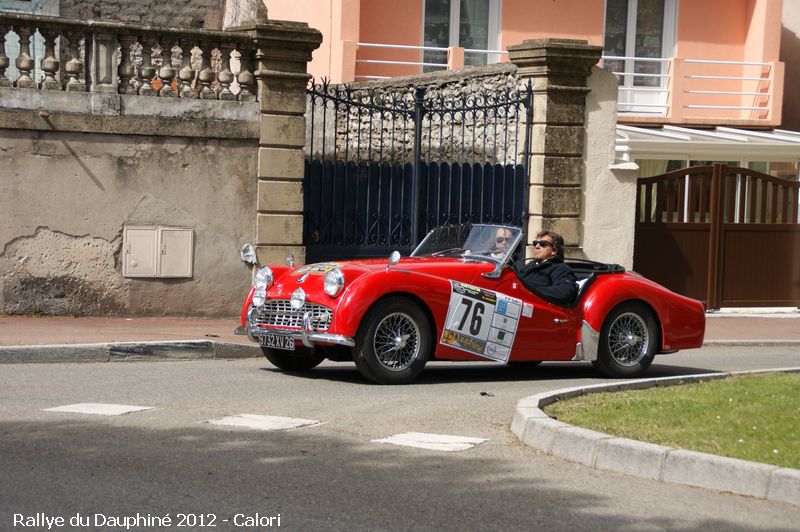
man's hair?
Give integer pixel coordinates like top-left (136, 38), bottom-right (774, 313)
top-left (536, 230), bottom-right (565, 258)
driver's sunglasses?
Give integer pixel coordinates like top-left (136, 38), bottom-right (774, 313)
top-left (495, 236), bottom-right (514, 244)
top-left (531, 240), bottom-right (553, 248)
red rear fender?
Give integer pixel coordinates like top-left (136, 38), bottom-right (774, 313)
top-left (581, 275), bottom-right (705, 351)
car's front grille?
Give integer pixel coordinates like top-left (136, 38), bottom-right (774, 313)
top-left (251, 300), bottom-right (332, 331)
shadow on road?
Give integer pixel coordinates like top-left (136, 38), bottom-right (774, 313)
top-left (259, 360), bottom-right (724, 386)
top-left (0, 418), bottom-right (785, 531)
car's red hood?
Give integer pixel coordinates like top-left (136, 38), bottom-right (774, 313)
top-left (269, 256), bottom-right (494, 300)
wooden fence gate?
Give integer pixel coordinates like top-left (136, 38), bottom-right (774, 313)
top-left (633, 164), bottom-right (800, 309)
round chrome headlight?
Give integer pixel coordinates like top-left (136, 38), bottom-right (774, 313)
top-left (254, 266), bottom-right (274, 290)
top-left (290, 287), bottom-right (306, 310)
top-left (252, 266), bottom-right (273, 307)
top-left (252, 291), bottom-right (266, 307)
top-left (323, 268), bottom-right (345, 297)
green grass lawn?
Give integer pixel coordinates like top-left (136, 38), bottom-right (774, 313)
top-left (545, 372), bottom-right (800, 469)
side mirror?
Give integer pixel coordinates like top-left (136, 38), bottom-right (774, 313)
top-left (240, 243), bottom-right (257, 265)
top-left (387, 250), bottom-right (401, 269)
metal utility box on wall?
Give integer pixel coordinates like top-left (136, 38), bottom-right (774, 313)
top-left (122, 226), bottom-right (194, 278)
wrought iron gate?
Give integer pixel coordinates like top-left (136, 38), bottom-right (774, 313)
top-left (633, 164), bottom-right (800, 309)
top-left (303, 79), bottom-right (533, 263)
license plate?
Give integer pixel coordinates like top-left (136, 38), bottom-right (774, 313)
top-left (259, 334), bottom-right (295, 351)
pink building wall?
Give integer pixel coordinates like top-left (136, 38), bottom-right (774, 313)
top-left (357, 0), bottom-right (424, 78)
top-left (262, 0), bottom-right (784, 126)
top-left (500, 0), bottom-right (604, 49)
top-left (267, 0), bottom-right (360, 82)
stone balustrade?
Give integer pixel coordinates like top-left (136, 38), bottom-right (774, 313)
top-left (0, 11), bottom-right (256, 101)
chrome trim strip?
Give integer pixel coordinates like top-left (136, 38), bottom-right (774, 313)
top-left (573, 320), bottom-right (600, 361)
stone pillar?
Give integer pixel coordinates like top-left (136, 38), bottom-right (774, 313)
top-left (508, 39), bottom-right (602, 257)
top-left (235, 12), bottom-right (322, 265)
top-left (91, 32), bottom-right (118, 93)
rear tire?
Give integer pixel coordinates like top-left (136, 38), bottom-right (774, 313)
top-left (261, 346), bottom-right (324, 371)
top-left (593, 302), bottom-right (658, 378)
top-left (354, 297), bottom-right (431, 384)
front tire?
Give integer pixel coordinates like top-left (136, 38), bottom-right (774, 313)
top-left (261, 346), bottom-right (324, 371)
top-left (354, 297), bottom-right (432, 384)
top-left (593, 302), bottom-right (658, 378)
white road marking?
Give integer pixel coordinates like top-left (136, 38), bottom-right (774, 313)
top-left (371, 432), bottom-right (488, 452)
top-left (43, 403), bottom-right (155, 416)
top-left (206, 414), bottom-right (320, 431)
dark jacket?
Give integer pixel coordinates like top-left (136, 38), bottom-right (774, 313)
top-left (517, 256), bottom-right (578, 305)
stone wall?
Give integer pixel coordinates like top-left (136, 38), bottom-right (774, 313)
top-left (59, 0), bottom-right (223, 28)
top-left (0, 72), bottom-right (261, 316)
top-left (307, 63), bottom-right (526, 166)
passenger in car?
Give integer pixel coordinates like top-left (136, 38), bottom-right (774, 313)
top-left (491, 226), bottom-right (515, 258)
top-left (517, 230), bottom-right (578, 305)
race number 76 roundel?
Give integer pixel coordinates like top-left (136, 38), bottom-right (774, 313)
top-left (440, 281), bottom-right (523, 363)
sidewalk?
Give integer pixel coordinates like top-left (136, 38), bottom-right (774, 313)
top-left (0, 316), bottom-right (251, 347)
top-left (0, 311), bottom-right (798, 349)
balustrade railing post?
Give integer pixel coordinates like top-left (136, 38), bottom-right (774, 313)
top-left (138, 35), bottom-right (157, 96)
top-left (117, 34), bottom-right (137, 94)
top-left (39, 29), bottom-right (61, 90)
top-left (0, 26), bottom-right (10, 88)
top-left (237, 47), bottom-right (256, 101)
top-left (158, 36), bottom-right (177, 97)
top-left (218, 44), bottom-right (236, 100)
top-left (63, 30), bottom-right (85, 92)
top-left (178, 39), bottom-right (197, 98)
top-left (0, 12), bottom-right (266, 104)
top-left (12, 25), bottom-right (36, 88)
top-left (198, 42), bottom-right (216, 99)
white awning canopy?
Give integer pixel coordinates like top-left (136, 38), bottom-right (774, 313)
top-left (615, 125), bottom-right (800, 162)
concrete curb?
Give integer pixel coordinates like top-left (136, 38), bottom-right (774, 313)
top-left (512, 368), bottom-right (800, 506)
top-left (1, 338), bottom-right (797, 363)
top-left (703, 340), bottom-right (800, 347)
top-left (0, 341), bottom-right (261, 363)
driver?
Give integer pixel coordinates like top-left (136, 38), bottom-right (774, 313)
top-left (491, 227), bottom-right (514, 258)
top-left (517, 230), bottom-right (577, 305)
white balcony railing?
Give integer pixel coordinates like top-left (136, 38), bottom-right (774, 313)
top-left (601, 55), bottom-right (777, 123)
top-left (347, 44), bottom-right (780, 125)
top-left (354, 42), bottom-right (507, 81)
top-left (601, 55), bottom-right (671, 115)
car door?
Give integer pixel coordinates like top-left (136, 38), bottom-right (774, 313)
top-left (493, 272), bottom-right (579, 361)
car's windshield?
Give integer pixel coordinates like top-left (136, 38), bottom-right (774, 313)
top-left (411, 224), bottom-right (522, 263)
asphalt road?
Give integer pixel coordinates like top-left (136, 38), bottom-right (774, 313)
top-left (1, 345), bottom-right (799, 531)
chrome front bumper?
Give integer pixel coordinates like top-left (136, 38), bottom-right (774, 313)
top-left (246, 306), bottom-right (355, 348)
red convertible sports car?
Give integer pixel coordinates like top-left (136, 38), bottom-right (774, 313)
top-left (240, 224), bottom-right (705, 384)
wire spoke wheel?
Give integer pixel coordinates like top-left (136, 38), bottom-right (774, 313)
top-left (607, 312), bottom-right (650, 366)
top-left (594, 302), bottom-right (658, 378)
top-left (354, 297), bottom-right (432, 384)
top-left (373, 312), bottom-right (421, 371)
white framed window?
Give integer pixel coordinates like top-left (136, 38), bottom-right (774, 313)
top-left (422, 0), bottom-right (501, 71)
top-left (603, 0), bottom-right (677, 114)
